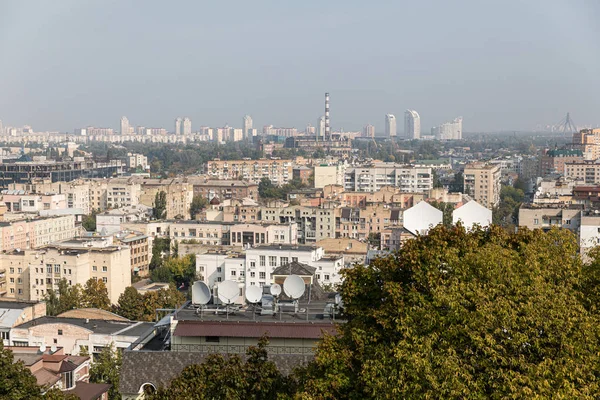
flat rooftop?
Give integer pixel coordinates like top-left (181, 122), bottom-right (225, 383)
top-left (15, 317), bottom-right (154, 336)
top-left (251, 244), bottom-right (317, 252)
top-left (0, 300), bottom-right (40, 309)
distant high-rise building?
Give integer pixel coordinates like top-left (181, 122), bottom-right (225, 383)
top-left (0, 120), bottom-right (3, 135)
top-left (175, 118), bottom-right (182, 135)
top-left (432, 117), bottom-right (463, 140)
top-left (385, 114), bottom-right (397, 138)
top-left (120, 116), bottom-right (130, 135)
top-left (243, 115), bottom-right (253, 137)
top-left (363, 124), bottom-right (375, 138)
top-left (317, 116), bottom-right (325, 139)
top-left (182, 117), bottom-right (192, 135)
top-left (404, 110), bottom-right (421, 139)
top-left (306, 124), bottom-right (315, 135)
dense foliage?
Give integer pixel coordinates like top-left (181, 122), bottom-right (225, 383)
top-left (115, 284), bottom-right (185, 321)
top-left (493, 184), bottom-right (525, 229)
top-left (297, 225), bottom-right (600, 398)
top-left (190, 194), bottom-right (208, 219)
top-left (44, 278), bottom-right (110, 316)
top-left (258, 177), bottom-right (310, 200)
top-left (89, 343), bottom-right (122, 400)
top-left (152, 190), bottom-right (167, 220)
top-left (148, 337), bottom-right (292, 400)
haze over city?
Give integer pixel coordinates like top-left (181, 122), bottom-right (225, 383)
top-left (2, 0), bottom-right (600, 132)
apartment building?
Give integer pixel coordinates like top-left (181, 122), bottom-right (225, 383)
top-left (187, 178), bottom-right (258, 201)
top-left (463, 162), bottom-right (501, 208)
top-left (573, 128), bottom-right (600, 160)
top-left (564, 160), bottom-right (600, 184)
top-left (205, 159), bottom-right (293, 185)
top-left (137, 178), bottom-right (193, 219)
top-left (196, 245), bottom-right (344, 289)
top-left (344, 164), bottom-right (433, 193)
top-left (336, 204), bottom-right (396, 239)
top-left (9, 179), bottom-right (90, 214)
top-left (0, 241), bottom-right (131, 304)
top-left (96, 204), bottom-right (152, 235)
top-left (115, 231), bottom-right (150, 277)
top-left (260, 206), bottom-right (337, 244)
top-left (314, 165), bottom-right (345, 188)
top-left (87, 178), bottom-right (142, 211)
top-left (518, 204), bottom-right (582, 233)
top-left (1, 191), bottom-right (66, 212)
top-left (128, 153), bottom-right (149, 170)
top-left (0, 215), bottom-right (78, 252)
top-left (539, 148), bottom-right (583, 176)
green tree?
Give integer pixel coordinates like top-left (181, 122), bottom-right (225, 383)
top-left (81, 278), bottom-right (111, 310)
top-left (429, 200), bottom-right (454, 227)
top-left (150, 266), bottom-right (174, 283)
top-left (296, 226), bottom-right (600, 399)
top-left (44, 279), bottom-right (82, 316)
top-left (149, 237), bottom-right (171, 270)
top-left (116, 287), bottom-right (144, 321)
top-left (190, 195), bottom-right (208, 220)
top-left (258, 178), bottom-right (280, 199)
top-left (493, 184), bottom-right (525, 229)
top-left (148, 337), bottom-right (291, 399)
top-left (152, 191), bottom-right (167, 220)
top-left (89, 343), bottom-right (122, 400)
top-left (163, 255), bottom-right (196, 285)
top-left (0, 342), bottom-right (43, 399)
top-left (82, 209), bottom-right (98, 231)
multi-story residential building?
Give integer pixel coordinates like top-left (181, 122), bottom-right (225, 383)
top-left (86, 178), bottom-right (142, 211)
top-left (0, 215), bottom-right (78, 253)
top-left (314, 165), bottom-right (345, 188)
top-left (197, 245), bottom-right (344, 289)
top-left (137, 178), bottom-right (193, 219)
top-left (187, 178), bottom-right (258, 201)
top-left (385, 114), bottom-right (396, 138)
top-left (243, 115), bottom-right (253, 137)
top-left (573, 128), bottom-right (600, 160)
top-left (1, 191), bottom-right (66, 212)
top-left (229, 222), bottom-right (298, 247)
top-left (260, 206), bottom-right (337, 244)
top-left (518, 204), bottom-right (582, 233)
top-left (363, 124), bottom-right (375, 138)
top-left (10, 180), bottom-right (91, 215)
top-left (1, 240), bottom-right (131, 304)
top-left (96, 205), bottom-right (152, 235)
top-left (128, 153), bottom-right (149, 170)
top-left (115, 231), bottom-right (150, 277)
top-left (218, 198), bottom-right (261, 222)
top-left (463, 162), bottom-right (501, 208)
top-left (564, 160), bottom-right (600, 184)
top-left (344, 164), bottom-right (433, 193)
top-left (431, 117), bottom-right (463, 140)
top-left (120, 116), bottom-right (130, 135)
top-left (182, 117), bottom-right (192, 136)
top-left (539, 148), bottom-right (583, 176)
top-left (206, 159), bottom-right (293, 185)
top-left (262, 126), bottom-right (298, 137)
top-left (404, 110), bottom-right (421, 139)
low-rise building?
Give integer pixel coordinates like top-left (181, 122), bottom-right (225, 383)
top-left (0, 300), bottom-right (46, 345)
top-left (96, 205), bottom-right (152, 235)
top-left (518, 204), bottom-right (582, 233)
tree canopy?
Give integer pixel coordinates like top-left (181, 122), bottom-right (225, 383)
top-left (190, 195), bottom-right (208, 220)
top-left (115, 284), bottom-right (185, 322)
top-left (89, 343), bottom-right (122, 400)
top-left (44, 278), bottom-right (109, 316)
top-left (152, 191), bottom-right (167, 220)
top-left (296, 225), bottom-right (600, 399)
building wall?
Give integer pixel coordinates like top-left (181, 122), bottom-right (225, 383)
top-left (463, 163), bottom-right (501, 208)
top-left (205, 160), bottom-right (293, 185)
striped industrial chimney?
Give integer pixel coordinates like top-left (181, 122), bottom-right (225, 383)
top-left (325, 92), bottom-right (330, 142)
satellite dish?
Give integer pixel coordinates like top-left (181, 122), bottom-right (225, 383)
top-left (270, 284), bottom-right (282, 297)
top-left (50, 345), bottom-right (57, 352)
top-left (245, 285), bottom-right (262, 304)
top-left (39, 344), bottom-right (46, 352)
top-left (283, 275), bottom-right (306, 299)
top-left (191, 281), bottom-right (211, 305)
top-left (217, 280), bottom-right (239, 304)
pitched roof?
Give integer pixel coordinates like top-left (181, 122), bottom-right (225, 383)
top-left (64, 382), bottom-right (112, 400)
top-left (271, 261), bottom-right (316, 277)
top-left (57, 308), bottom-right (130, 322)
top-left (120, 351), bottom-right (314, 395)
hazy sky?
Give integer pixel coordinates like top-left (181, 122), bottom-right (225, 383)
top-left (1, 0), bottom-right (600, 133)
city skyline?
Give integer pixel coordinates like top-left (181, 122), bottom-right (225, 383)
top-left (2, 1), bottom-right (600, 132)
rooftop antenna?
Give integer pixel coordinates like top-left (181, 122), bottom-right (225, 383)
top-left (50, 345), bottom-right (57, 353)
top-left (283, 275), bottom-right (306, 318)
top-left (245, 285), bottom-right (262, 321)
top-left (39, 344), bottom-right (46, 353)
top-left (217, 280), bottom-right (239, 320)
top-left (191, 281), bottom-right (211, 319)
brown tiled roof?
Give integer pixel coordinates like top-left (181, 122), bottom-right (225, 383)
top-left (173, 320), bottom-right (336, 339)
top-left (65, 382), bottom-right (112, 400)
top-left (120, 351), bottom-right (313, 395)
top-left (57, 308), bottom-right (130, 322)
top-left (33, 368), bottom-right (61, 387)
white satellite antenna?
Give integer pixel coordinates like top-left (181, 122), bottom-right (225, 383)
top-left (39, 344), bottom-right (46, 353)
top-left (283, 275), bottom-right (305, 299)
top-left (270, 283), bottom-right (282, 297)
top-left (217, 280), bottom-right (239, 319)
top-left (192, 281), bottom-right (211, 319)
top-left (50, 345), bottom-right (57, 353)
top-left (245, 285), bottom-right (262, 320)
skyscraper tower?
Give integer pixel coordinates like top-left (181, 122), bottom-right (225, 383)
top-left (243, 115), bottom-right (253, 137)
top-left (363, 124), bottom-right (375, 138)
top-left (385, 114), bottom-right (397, 138)
top-left (404, 110), bottom-right (421, 139)
top-left (325, 92), bottom-right (330, 142)
top-left (175, 118), bottom-right (182, 135)
top-left (183, 117), bottom-right (192, 135)
top-left (317, 116), bottom-right (325, 141)
top-left (120, 116), bottom-right (130, 135)
top-left (0, 120), bottom-right (3, 135)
